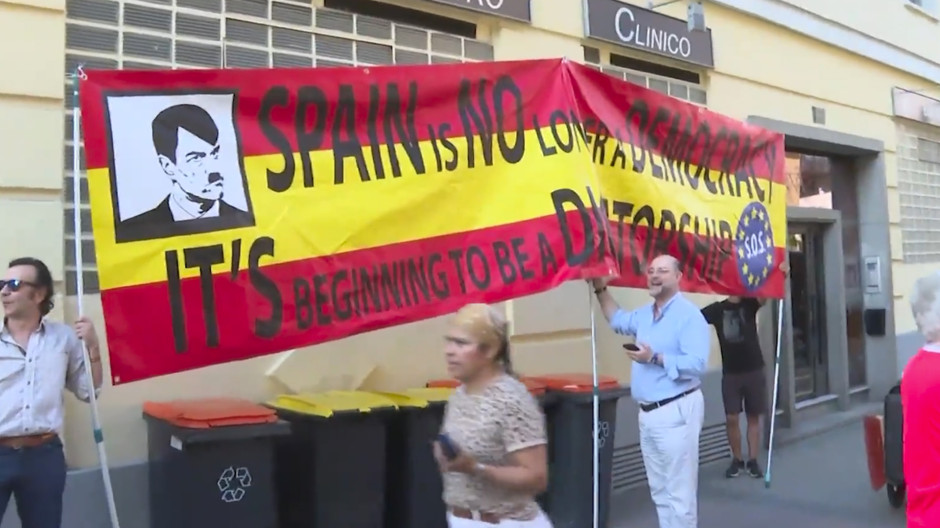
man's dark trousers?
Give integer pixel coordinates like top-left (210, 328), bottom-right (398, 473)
top-left (0, 436), bottom-right (67, 528)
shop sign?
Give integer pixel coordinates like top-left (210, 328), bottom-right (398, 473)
top-left (425, 0), bottom-right (531, 22)
top-left (584, 0), bottom-right (714, 68)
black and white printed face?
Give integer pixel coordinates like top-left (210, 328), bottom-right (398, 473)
top-left (165, 127), bottom-right (223, 204)
top-left (722, 308), bottom-right (745, 343)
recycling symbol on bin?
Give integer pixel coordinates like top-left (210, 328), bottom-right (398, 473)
top-left (594, 421), bottom-right (611, 449)
top-left (217, 466), bottom-right (252, 503)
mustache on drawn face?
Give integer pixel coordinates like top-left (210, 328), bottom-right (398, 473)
top-left (207, 172), bottom-right (223, 184)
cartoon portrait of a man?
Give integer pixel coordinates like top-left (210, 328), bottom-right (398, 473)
top-left (106, 93), bottom-right (254, 243)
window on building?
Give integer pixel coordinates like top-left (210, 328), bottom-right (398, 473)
top-left (581, 45), bottom-right (707, 106)
top-left (63, 0), bottom-right (494, 294)
top-left (898, 123), bottom-right (940, 263)
top-left (908, 0), bottom-right (940, 15)
top-left (904, 0), bottom-right (940, 17)
top-left (784, 153), bottom-right (834, 209)
top-left (323, 0), bottom-right (477, 38)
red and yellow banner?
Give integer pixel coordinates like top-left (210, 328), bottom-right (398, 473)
top-left (563, 64), bottom-right (787, 293)
top-left (78, 58), bottom-right (785, 384)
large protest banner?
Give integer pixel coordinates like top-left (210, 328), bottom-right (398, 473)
top-left (78, 59), bottom-right (617, 384)
top-left (563, 62), bottom-right (787, 296)
top-left (79, 58), bottom-right (785, 384)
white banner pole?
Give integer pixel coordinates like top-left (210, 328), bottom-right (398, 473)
top-left (764, 297), bottom-right (785, 489)
top-left (71, 66), bottom-right (122, 528)
top-left (588, 285), bottom-right (600, 528)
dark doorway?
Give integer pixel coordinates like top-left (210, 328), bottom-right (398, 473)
top-left (788, 223), bottom-right (830, 401)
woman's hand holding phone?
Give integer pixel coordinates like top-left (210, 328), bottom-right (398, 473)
top-left (433, 433), bottom-right (480, 475)
top-left (438, 433), bottom-right (460, 460)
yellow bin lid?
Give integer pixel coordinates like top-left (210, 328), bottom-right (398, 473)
top-left (373, 387), bottom-right (455, 408)
top-left (267, 390), bottom-right (398, 418)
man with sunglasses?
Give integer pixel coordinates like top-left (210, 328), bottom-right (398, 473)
top-left (0, 257), bottom-right (103, 528)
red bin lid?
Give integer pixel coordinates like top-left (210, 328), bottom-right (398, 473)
top-left (143, 398), bottom-right (277, 429)
top-left (528, 373), bottom-right (621, 394)
top-left (426, 379), bottom-right (460, 389)
top-left (518, 377), bottom-right (547, 396)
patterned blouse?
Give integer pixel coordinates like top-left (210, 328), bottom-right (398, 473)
top-left (441, 374), bottom-right (547, 520)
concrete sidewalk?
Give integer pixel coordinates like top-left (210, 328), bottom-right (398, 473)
top-left (609, 420), bottom-right (907, 528)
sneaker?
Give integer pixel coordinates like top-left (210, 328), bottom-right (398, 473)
top-left (746, 459), bottom-right (764, 478)
top-left (725, 459), bottom-right (744, 478)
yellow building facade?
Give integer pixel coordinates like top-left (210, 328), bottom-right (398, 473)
top-left (2, 0), bottom-right (939, 524)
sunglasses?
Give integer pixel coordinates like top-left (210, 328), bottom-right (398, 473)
top-left (0, 279), bottom-right (38, 292)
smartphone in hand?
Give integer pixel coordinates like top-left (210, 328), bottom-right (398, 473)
top-left (438, 433), bottom-right (460, 460)
top-left (623, 343), bottom-right (640, 351)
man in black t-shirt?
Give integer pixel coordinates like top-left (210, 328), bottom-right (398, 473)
top-left (702, 296), bottom-right (768, 479)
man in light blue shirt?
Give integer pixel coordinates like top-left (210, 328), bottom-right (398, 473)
top-left (592, 254), bottom-right (709, 528)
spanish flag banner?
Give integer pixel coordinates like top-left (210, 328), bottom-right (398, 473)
top-left (563, 64), bottom-right (787, 293)
top-left (78, 58), bottom-right (785, 385)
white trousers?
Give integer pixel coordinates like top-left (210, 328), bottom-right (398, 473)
top-left (638, 389), bottom-right (705, 528)
top-left (446, 509), bottom-right (554, 528)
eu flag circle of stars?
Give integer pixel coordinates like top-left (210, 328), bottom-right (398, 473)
top-left (734, 201), bottom-right (775, 292)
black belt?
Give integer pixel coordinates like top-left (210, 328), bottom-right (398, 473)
top-left (640, 387), bottom-right (698, 412)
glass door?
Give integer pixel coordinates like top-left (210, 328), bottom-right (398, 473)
top-left (788, 224), bottom-right (829, 402)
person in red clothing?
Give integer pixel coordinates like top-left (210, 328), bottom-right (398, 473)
top-left (902, 271), bottom-right (940, 528)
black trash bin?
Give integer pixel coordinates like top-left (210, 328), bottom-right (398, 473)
top-left (266, 391), bottom-right (398, 528)
top-left (530, 373), bottom-right (629, 528)
top-left (515, 377), bottom-right (554, 512)
top-left (143, 398), bottom-right (291, 528)
top-left (883, 381), bottom-right (905, 508)
top-left (378, 387), bottom-right (455, 528)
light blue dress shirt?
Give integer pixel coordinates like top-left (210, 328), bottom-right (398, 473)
top-left (609, 293), bottom-right (710, 404)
